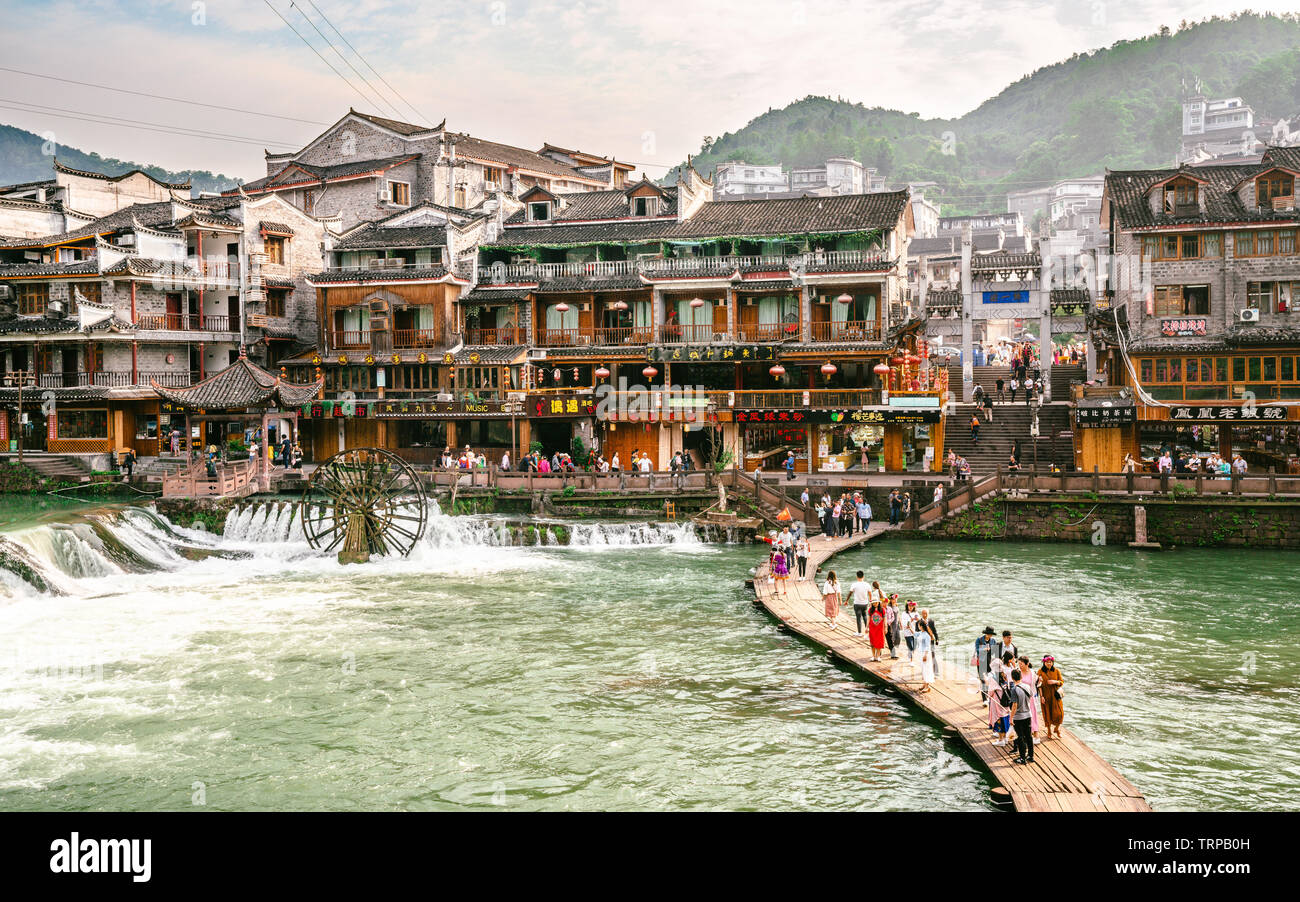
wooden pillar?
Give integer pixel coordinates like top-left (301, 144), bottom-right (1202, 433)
top-left (930, 415), bottom-right (946, 473)
top-left (518, 418), bottom-right (531, 457)
top-left (883, 424), bottom-right (905, 472)
top-left (446, 421), bottom-right (457, 450)
top-left (1218, 424), bottom-right (1233, 458)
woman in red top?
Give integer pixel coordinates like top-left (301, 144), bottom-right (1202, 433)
top-left (867, 599), bottom-right (887, 662)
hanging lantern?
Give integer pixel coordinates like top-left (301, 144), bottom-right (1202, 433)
top-left (612, 299), bottom-right (629, 311)
top-left (554, 302), bottom-right (570, 313)
top-left (642, 365), bottom-right (658, 379)
top-left (552, 368), bottom-right (561, 382)
top-left (769, 364), bottom-right (786, 378)
top-left (905, 353), bottom-right (921, 366)
top-left (689, 297), bottom-right (706, 308)
top-left (836, 293), bottom-right (853, 305)
top-left (820, 362), bottom-right (837, 376)
top-left (889, 355), bottom-right (905, 367)
top-left (873, 362), bottom-right (891, 376)
top-left (594, 364), bottom-right (611, 380)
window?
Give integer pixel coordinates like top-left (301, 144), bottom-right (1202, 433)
top-left (633, 196), bottom-right (655, 216)
top-left (57, 409), bottom-right (108, 439)
top-left (1153, 285), bottom-right (1183, 317)
top-left (266, 289), bottom-right (287, 318)
top-left (1235, 230), bottom-right (1296, 257)
top-left (483, 167), bottom-right (502, 186)
top-left (1153, 285), bottom-right (1209, 316)
top-left (1247, 282), bottom-right (1273, 310)
top-left (264, 236), bottom-right (285, 265)
top-left (454, 186), bottom-right (466, 208)
top-left (1162, 180), bottom-right (1198, 213)
top-left (16, 283), bottom-right (48, 315)
top-left (302, 189), bottom-right (315, 215)
top-left (529, 202), bottom-right (551, 221)
top-left (1256, 174), bottom-right (1294, 207)
top-left (74, 281), bottom-right (102, 305)
top-left (388, 181), bottom-right (410, 206)
top-left (135, 415), bottom-right (158, 441)
top-left (1144, 232), bottom-right (1220, 260)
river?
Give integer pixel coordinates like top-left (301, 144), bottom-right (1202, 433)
top-left (0, 499), bottom-right (1295, 811)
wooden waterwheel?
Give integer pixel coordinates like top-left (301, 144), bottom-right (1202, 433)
top-left (300, 448), bottom-right (428, 562)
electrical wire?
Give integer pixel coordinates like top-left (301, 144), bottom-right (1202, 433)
top-left (301, 0), bottom-right (432, 126)
top-left (0, 101), bottom-right (294, 149)
top-left (288, 1), bottom-right (407, 121)
top-left (262, 0), bottom-right (379, 111)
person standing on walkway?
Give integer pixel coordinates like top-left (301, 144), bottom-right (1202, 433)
top-left (849, 571), bottom-right (872, 638)
top-left (885, 594), bottom-right (901, 660)
top-left (1009, 377), bottom-right (1019, 404)
top-left (996, 376), bottom-right (1005, 402)
top-left (800, 487), bottom-right (810, 509)
top-left (888, 488), bottom-right (901, 525)
top-left (867, 596), bottom-right (887, 662)
top-left (777, 526), bottom-right (795, 574)
top-left (1018, 655), bottom-right (1042, 745)
top-left (821, 570), bottom-right (842, 629)
top-left (987, 667), bottom-right (1012, 745)
top-left (982, 390), bottom-right (995, 423)
top-left (795, 535), bottom-right (810, 581)
top-left (919, 608), bottom-right (939, 676)
top-left (856, 495), bottom-right (872, 534)
top-left (769, 546), bottom-right (789, 596)
top-left (828, 498), bottom-right (842, 541)
top-left (999, 630), bottom-right (1017, 663)
top-left (784, 451), bottom-right (796, 481)
top-left (1037, 655), bottom-right (1065, 740)
top-left (900, 600), bottom-right (918, 661)
top-left (915, 616), bottom-right (936, 691)
top-left (1008, 669), bottom-right (1035, 764)
top-left (974, 626), bottom-right (997, 705)
top-left (970, 412), bottom-right (981, 445)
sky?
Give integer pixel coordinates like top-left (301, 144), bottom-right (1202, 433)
top-left (0, 0), bottom-right (1296, 182)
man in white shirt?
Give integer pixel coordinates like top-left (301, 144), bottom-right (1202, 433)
top-left (849, 571), bottom-right (872, 638)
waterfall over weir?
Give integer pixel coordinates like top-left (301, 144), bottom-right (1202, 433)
top-left (1, 499), bottom-right (705, 598)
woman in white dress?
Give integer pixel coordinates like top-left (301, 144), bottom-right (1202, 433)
top-left (915, 620), bottom-right (935, 691)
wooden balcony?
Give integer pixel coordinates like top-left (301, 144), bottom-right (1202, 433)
top-left (392, 328), bottom-right (440, 349)
top-left (738, 322), bottom-right (801, 342)
top-left (136, 313), bottom-right (237, 333)
top-left (328, 330), bottom-right (370, 350)
top-left (658, 323), bottom-right (718, 344)
top-left (600, 387), bottom-right (882, 409)
top-left (140, 370), bottom-right (201, 388)
top-left (594, 326), bottom-right (654, 346)
top-left (476, 250), bottom-right (893, 285)
top-left (465, 327), bottom-right (526, 346)
top-left (536, 328), bottom-right (585, 347)
top-left (810, 320), bottom-right (881, 342)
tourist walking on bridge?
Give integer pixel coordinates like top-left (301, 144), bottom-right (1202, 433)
top-left (900, 600), bottom-right (918, 660)
top-left (1037, 655), bottom-right (1065, 740)
top-left (915, 615), bottom-right (936, 691)
top-left (1018, 655), bottom-right (1042, 744)
top-left (769, 545), bottom-right (789, 596)
top-left (867, 596), bottom-right (887, 661)
top-left (821, 570), bottom-right (842, 629)
top-left (795, 535), bottom-right (809, 581)
top-left (1008, 669), bottom-right (1035, 765)
top-left (885, 594), bottom-right (901, 659)
top-left (849, 571), bottom-right (872, 638)
top-left (974, 626), bottom-right (997, 705)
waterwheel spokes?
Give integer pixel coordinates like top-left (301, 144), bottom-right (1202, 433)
top-left (300, 447), bottom-right (427, 558)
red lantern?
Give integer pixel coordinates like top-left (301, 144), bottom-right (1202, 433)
top-left (642, 366), bottom-right (658, 379)
top-left (905, 354), bottom-right (921, 365)
top-left (769, 364), bottom-right (786, 378)
top-left (836, 293), bottom-right (853, 305)
top-left (612, 299), bottom-right (628, 311)
top-left (554, 302), bottom-right (570, 313)
top-left (689, 297), bottom-right (706, 308)
top-left (595, 364), bottom-right (611, 379)
top-left (820, 362), bottom-right (837, 376)
top-left (889, 356), bottom-right (905, 367)
top-left (873, 363), bottom-right (891, 376)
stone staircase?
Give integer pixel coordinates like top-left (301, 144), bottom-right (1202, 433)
top-left (942, 402), bottom-right (1075, 475)
top-left (947, 363), bottom-right (1086, 401)
top-left (0, 452), bottom-right (92, 481)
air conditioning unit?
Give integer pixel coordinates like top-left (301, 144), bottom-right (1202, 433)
top-left (249, 252), bottom-right (268, 266)
top-left (369, 315), bottom-right (390, 332)
top-left (527, 348), bottom-right (548, 361)
top-left (116, 234), bottom-right (135, 246)
top-left (580, 302), bottom-right (591, 312)
top-left (1240, 308), bottom-right (1260, 323)
top-left (377, 189), bottom-right (392, 203)
top-left (436, 392), bottom-right (454, 402)
top-left (369, 298), bottom-right (390, 314)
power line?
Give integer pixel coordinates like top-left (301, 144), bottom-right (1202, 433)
top-left (0, 100), bottom-right (297, 149)
top-left (262, 0), bottom-right (379, 112)
top-left (0, 65), bottom-right (330, 127)
top-left (302, 0), bottom-right (432, 126)
top-left (288, 1), bottom-right (407, 122)
top-left (0, 98), bottom-right (297, 146)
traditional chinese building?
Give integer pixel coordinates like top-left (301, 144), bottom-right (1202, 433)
top-left (1095, 146), bottom-right (1300, 472)
top-left (0, 180), bottom-right (332, 462)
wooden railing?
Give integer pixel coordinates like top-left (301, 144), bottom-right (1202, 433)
top-left (536, 328), bottom-right (585, 347)
top-left (810, 320), bottom-right (880, 342)
top-left (393, 328), bottom-right (440, 348)
top-left (328, 330), bottom-right (370, 350)
top-left (658, 323), bottom-right (717, 344)
top-left (140, 370), bottom-right (201, 388)
top-left (466, 327), bottom-right (526, 345)
top-left (597, 388), bottom-right (883, 409)
top-left (161, 457), bottom-right (263, 498)
top-left (476, 250), bottom-right (892, 285)
top-left (594, 326), bottom-right (655, 345)
top-left (738, 323), bottom-right (800, 342)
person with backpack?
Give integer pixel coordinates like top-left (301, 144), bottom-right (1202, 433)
top-left (987, 665), bottom-right (1012, 744)
top-left (970, 412), bottom-right (981, 445)
top-left (1007, 669), bottom-right (1036, 764)
top-left (974, 626), bottom-right (998, 705)
top-left (995, 376), bottom-right (1005, 401)
top-left (784, 451), bottom-right (796, 481)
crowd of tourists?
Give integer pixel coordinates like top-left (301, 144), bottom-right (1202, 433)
top-left (975, 627), bottom-right (1066, 764)
top-left (814, 570), bottom-right (941, 689)
top-left (1137, 449), bottom-right (1247, 477)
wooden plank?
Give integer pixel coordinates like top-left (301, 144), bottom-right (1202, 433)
top-left (749, 523), bottom-right (1151, 812)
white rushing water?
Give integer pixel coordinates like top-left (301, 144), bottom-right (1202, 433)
top-left (0, 500), bottom-right (704, 601)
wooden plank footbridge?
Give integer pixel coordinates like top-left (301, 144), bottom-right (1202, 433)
top-left (749, 524), bottom-right (1152, 812)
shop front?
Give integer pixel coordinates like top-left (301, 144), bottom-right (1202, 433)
top-left (1136, 402), bottom-right (1299, 472)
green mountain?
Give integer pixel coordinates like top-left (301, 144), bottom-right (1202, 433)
top-left (673, 12), bottom-right (1300, 219)
top-left (0, 123), bottom-right (237, 196)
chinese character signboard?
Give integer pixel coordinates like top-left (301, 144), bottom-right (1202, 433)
top-left (734, 408), bottom-right (941, 425)
top-left (1168, 405), bottom-right (1287, 422)
top-left (646, 345), bottom-right (776, 363)
top-left (527, 395), bottom-right (596, 418)
top-left (1160, 318), bottom-right (1208, 337)
top-left (982, 290), bottom-right (1028, 305)
top-left (1075, 406), bottom-right (1136, 428)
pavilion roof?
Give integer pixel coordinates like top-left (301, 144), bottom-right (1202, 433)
top-left (149, 356), bottom-right (321, 409)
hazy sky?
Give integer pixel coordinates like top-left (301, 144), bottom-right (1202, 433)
top-left (0, 0), bottom-right (1292, 181)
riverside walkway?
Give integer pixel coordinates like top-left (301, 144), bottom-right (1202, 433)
top-left (749, 524), bottom-right (1152, 812)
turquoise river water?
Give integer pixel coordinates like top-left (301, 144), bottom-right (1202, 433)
top-left (0, 499), bottom-right (1296, 811)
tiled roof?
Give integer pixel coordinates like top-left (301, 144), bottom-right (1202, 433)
top-left (0, 313), bottom-right (84, 335)
top-left (491, 191), bottom-right (909, 248)
top-left (535, 275), bottom-right (644, 292)
top-left (263, 276), bottom-right (296, 289)
top-left (969, 252), bottom-right (1042, 271)
top-left (350, 109), bottom-right (436, 136)
top-left (173, 211), bottom-right (242, 230)
top-left (732, 279), bottom-right (795, 292)
top-left (452, 134), bottom-right (600, 182)
top-left (0, 201), bottom-right (177, 248)
top-left (926, 289), bottom-right (963, 305)
top-left (459, 287), bottom-right (532, 303)
top-left (0, 385), bottom-right (110, 402)
top-left (259, 221), bottom-right (295, 236)
top-left (150, 357), bottom-right (322, 409)
top-left (0, 260), bottom-right (100, 277)
top-left (53, 158), bottom-right (190, 190)
top-left (451, 345), bottom-right (526, 364)
top-left (1104, 147), bottom-right (1300, 231)
top-left (333, 224), bottom-right (446, 250)
top-left (504, 187), bottom-right (680, 224)
top-left (307, 266), bottom-right (463, 285)
top-left (238, 153), bottom-right (421, 193)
